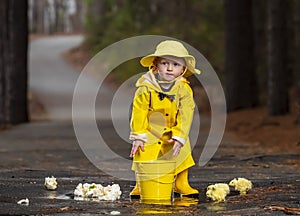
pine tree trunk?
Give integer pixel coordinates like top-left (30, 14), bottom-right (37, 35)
top-left (73, 0), bottom-right (85, 32)
top-left (224, 0), bottom-right (259, 112)
top-left (0, 1), bottom-right (7, 124)
top-left (0, 0), bottom-right (28, 125)
top-left (267, 0), bottom-right (289, 116)
top-left (253, 0), bottom-right (268, 95)
top-left (35, 0), bottom-right (46, 33)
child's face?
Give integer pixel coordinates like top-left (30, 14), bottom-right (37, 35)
top-left (156, 58), bottom-right (185, 81)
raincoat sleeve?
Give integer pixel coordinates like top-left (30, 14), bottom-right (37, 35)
top-left (129, 86), bottom-right (150, 142)
top-left (172, 84), bottom-right (195, 145)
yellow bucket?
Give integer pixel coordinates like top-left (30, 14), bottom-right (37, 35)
top-left (134, 160), bottom-right (176, 201)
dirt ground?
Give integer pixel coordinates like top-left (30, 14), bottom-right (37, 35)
top-left (225, 105), bottom-right (300, 155)
top-left (31, 41), bottom-right (300, 157)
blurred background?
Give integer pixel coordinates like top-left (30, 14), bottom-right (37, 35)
top-left (1, 0), bottom-right (300, 153)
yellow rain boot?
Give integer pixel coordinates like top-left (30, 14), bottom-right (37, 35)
top-left (174, 169), bottom-right (199, 197)
top-left (130, 183), bottom-right (140, 198)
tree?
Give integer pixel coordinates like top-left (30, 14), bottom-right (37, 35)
top-left (72, 0), bottom-right (86, 32)
top-left (0, 0), bottom-right (28, 126)
top-left (253, 0), bottom-right (268, 95)
top-left (29, 0), bottom-right (47, 33)
top-left (224, 0), bottom-right (259, 112)
top-left (267, 0), bottom-right (289, 116)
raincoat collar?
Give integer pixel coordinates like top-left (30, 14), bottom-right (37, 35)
top-left (136, 70), bottom-right (188, 92)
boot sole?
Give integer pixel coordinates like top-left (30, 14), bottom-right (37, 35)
top-left (130, 194), bottom-right (140, 199)
top-left (174, 192), bottom-right (199, 198)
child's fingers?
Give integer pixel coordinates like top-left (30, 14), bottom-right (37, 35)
top-left (172, 145), bottom-right (179, 156)
top-left (129, 148), bottom-right (136, 157)
top-left (129, 142), bottom-right (144, 157)
top-left (172, 141), bottom-right (182, 157)
top-left (173, 147), bottom-right (180, 157)
top-left (140, 144), bottom-right (145, 152)
top-left (130, 145), bottom-right (138, 157)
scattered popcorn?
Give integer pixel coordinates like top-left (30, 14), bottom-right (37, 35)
top-left (74, 183), bottom-right (122, 201)
top-left (17, 198), bottom-right (29, 206)
top-left (207, 183), bottom-right (230, 194)
top-left (110, 211), bottom-right (121, 215)
top-left (229, 177), bottom-right (252, 195)
top-left (206, 183), bottom-right (230, 202)
top-left (44, 176), bottom-right (57, 190)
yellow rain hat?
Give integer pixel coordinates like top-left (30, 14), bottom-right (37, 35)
top-left (140, 40), bottom-right (201, 77)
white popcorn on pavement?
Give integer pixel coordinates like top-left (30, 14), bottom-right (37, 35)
top-left (17, 198), bottom-right (29, 206)
top-left (44, 176), bottom-right (57, 190)
top-left (74, 183), bottom-right (122, 201)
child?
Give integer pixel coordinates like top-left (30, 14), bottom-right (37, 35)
top-left (129, 40), bottom-right (201, 197)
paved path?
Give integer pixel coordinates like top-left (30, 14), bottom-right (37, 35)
top-left (29, 35), bottom-right (117, 120)
top-left (0, 35), bottom-right (299, 215)
top-left (29, 36), bottom-right (82, 120)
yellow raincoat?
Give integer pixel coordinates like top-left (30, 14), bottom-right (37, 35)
top-left (130, 70), bottom-right (195, 174)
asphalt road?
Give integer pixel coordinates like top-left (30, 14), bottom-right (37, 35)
top-left (0, 35), bottom-right (299, 215)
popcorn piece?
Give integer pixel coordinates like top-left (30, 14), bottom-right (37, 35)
top-left (44, 176), bottom-right (57, 190)
top-left (229, 177), bottom-right (252, 195)
top-left (206, 183), bottom-right (230, 202)
top-left (74, 183), bottom-right (84, 197)
top-left (207, 183), bottom-right (230, 194)
top-left (104, 184), bottom-right (122, 201)
top-left (74, 183), bottom-right (122, 201)
top-left (17, 198), bottom-right (29, 206)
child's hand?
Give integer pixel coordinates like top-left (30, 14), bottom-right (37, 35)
top-left (168, 139), bottom-right (183, 157)
top-left (130, 140), bottom-right (145, 158)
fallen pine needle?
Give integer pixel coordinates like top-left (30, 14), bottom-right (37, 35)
top-left (264, 206), bottom-right (300, 215)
